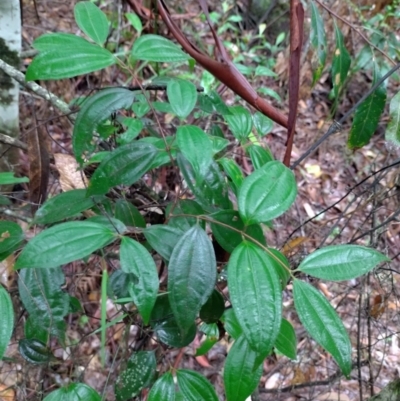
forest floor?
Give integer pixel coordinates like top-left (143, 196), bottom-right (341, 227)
top-left (1, 0), bottom-right (400, 400)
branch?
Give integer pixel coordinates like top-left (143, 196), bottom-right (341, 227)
top-left (0, 58), bottom-right (75, 120)
top-left (0, 133), bottom-right (28, 150)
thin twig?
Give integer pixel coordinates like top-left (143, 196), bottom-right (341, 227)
top-left (0, 133), bottom-right (28, 150)
top-left (291, 61), bottom-right (400, 169)
top-left (314, 0), bottom-right (396, 65)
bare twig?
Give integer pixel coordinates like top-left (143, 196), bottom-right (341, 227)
top-left (0, 133), bottom-right (28, 150)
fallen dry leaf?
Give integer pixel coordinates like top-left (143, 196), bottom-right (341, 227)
top-left (54, 153), bottom-right (88, 191)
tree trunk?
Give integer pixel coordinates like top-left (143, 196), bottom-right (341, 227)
top-left (0, 0), bottom-right (21, 191)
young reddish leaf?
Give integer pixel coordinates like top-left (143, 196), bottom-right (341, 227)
top-left (120, 237), bottom-right (159, 324)
top-left (297, 245), bottom-right (389, 281)
top-left (168, 225), bottom-right (216, 337)
top-left (224, 335), bottom-right (263, 401)
top-left (228, 241), bottom-right (282, 358)
top-left (293, 280), bottom-right (352, 377)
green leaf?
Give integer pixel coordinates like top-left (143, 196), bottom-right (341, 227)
top-left (238, 161), bottom-right (297, 225)
top-left (18, 267), bottom-right (70, 340)
top-left (120, 237), bottom-right (159, 324)
top-left (108, 270), bottom-right (137, 301)
top-left (43, 383), bottom-right (101, 401)
top-left (176, 125), bottom-right (213, 179)
top-left (125, 12), bottom-right (143, 34)
top-left (118, 118), bottom-right (144, 145)
top-left (293, 280), bottom-right (352, 377)
top-left (147, 372), bottom-right (176, 401)
top-left (225, 106), bottom-right (253, 140)
top-left (115, 199), bottom-right (146, 228)
top-left (310, 1), bottom-right (327, 85)
top-left (297, 245), bottom-right (389, 281)
top-left (15, 221), bottom-right (116, 269)
top-left (224, 335), bottom-right (263, 401)
top-left (386, 91), bottom-right (400, 146)
top-left (73, 88), bottom-right (136, 164)
top-left (0, 172), bottom-right (29, 185)
top-left (132, 34), bottom-right (190, 62)
top-left (115, 351), bottom-right (156, 401)
top-left (196, 323), bottom-right (219, 356)
top-left (34, 189), bottom-right (102, 224)
top-left (167, 80), bottom-right (198, 119)
top-left (275, 319), bottom-right (297, 359)
top-left (0, 285), bottom-right (13, 360)
top-left (210, 136), bottom-right (230, 155)
top-left (86, 215), bottom-right (126, 234)
top-left (150, 294), bottom-right (196, 348)
top-left (26, 33), bottom-right (115, 80)
top-left (331, 22), bottom-right (351, 98)
top-left (254, 65), bottom-right (277, 77)
top-left (208, 91), bottom-right (231, 115)
top-left (19, 338), bottom-right (54, 364)
top-left (268, 249), bottom-right (291, 290)
top-left (221, 308), bottom-right (242, 340)
top-left (210, 210), bottom-right (266, 254)
top-left (0, 221), bottom-right (23, 254)
top-left (247, 144), bottom-right (273, 169)
top-left (228, 241), bottom-right (282, 358)
top-left (253, 112), bottom-right (273, 136)
top-left (74, 1), bottom-right (109, 45)
top-left (176, 369), bottom-right (218, 401)
top-left (199, 289), bottom-right (225, 324)
top-left (168, 225), bottom-right (216, 336)
top-left (348, 66), bottom-right (386, 148)
top-left (144, 225), bottom-right (184, 261)
top-left (218, 158), bottom-right (244, 195)
top-left (87, 142), bottom-right (158, 196)
top-left (166, 200), bottom-right (204, 232)
top-left (178, 154), bottom-right (231, 210)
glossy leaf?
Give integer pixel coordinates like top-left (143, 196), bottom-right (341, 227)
top-left (34, 189), bottom-right (102, 225)
top-left (218, 158), bottom-right (244, 195)
top-left (26, 34), bottom-right (115, 80)
top-left (115, 199), bottom-right (146, 228)
top-left (147, 372), bottom-right (176, 401)
top-left (0, 285), bottom-right (13, 360)
top-left (176, 369), bottom-right (218, 401)
top-left (331, 22), bottom-right (351, 98)
top-left (86, 216), bottom-right (126, 234)
top-left (238, 161), bottom-right (297, 224)
top-left (228, 241), bottom-right (282, 357)
top-left (43, 383), bottom-right (101, 401)
top-left (200, 289), bottom-right (225, 324)
top-left (275, 319), bottom-right (297, 360)
top-left (87, 142), bottom-right (158, 196)
top-left (298, 245), bottom-right (389, 281)
top-left (386, 91), bottom-right (400, 146)
top-left (167, 80), bottom-right (197, 119)
top-left (144, 225), bottom-right (184, 261)
top-left (210, 210), bottom-right (265, 254)
top-left (73, 88), bottom-right (136, 164)
top-left (222, 308), bottom-right (242, 340)
top-left (293, 280), bottom-right (352, 377)
top-left (196, 323), bottom-right (219, 356)
top-left (132, 34), bottom-right (190, 62)
top-left (15, 221), bottom-right (116, 269)
top-left (348, 66), bottom-right (386, 148)
top-left (74, 2), bottom-right (109, 45)
top-left (168, 225), bottom-right (217, 336)
top-left (150, 294), bottom-right (196, 348)
top-left (115, 351), bottom-right (156, 401)
top-left (268, 249), bottom-right (291, 290)
top-left (166, 200), bottom-right (204, 232)
top-left (178, 154), bottom-right (231, 210)
top-left (118, 118), bottom-right (144, 144)
top-left (176, 125), bottom-right (213, 178)
top-left (247, 144), bottom-right (273, 169)
top-left (225, 106), bottom-right (253, 140)
top-left (0, 221), bottom-right (23, 254)
top-left (120, 237), bottom-right (159, 324)
top-left (19, 267), bottom-right (69, 340)
top-left (19, 338), bottom-right (54, 364)
top-left (224, 335), bottom-right (263, 401)
top-left (310, 1), bottom-right (327, 85)
top-left (253, 111), bottom-right (273, 136)
top-left (108, 270), bottom-right (137, 301)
